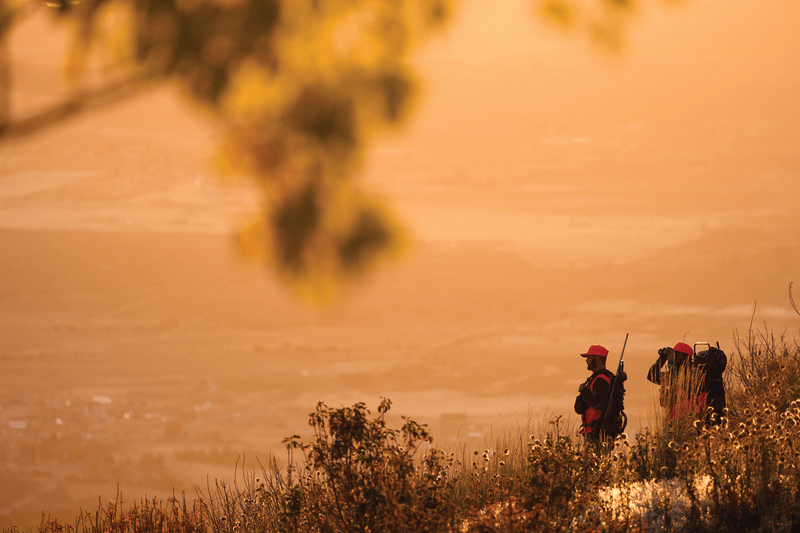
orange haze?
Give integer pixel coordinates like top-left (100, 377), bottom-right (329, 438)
top-left (1, 0), bottom-right (799, 527)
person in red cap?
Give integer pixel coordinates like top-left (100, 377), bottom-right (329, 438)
top-left (574, 344), bottom-right (617, 445)
top-left (647, 342), bottom-right (704, 421)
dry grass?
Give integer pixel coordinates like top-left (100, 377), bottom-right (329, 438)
top-left (5, 325), bottom-right (800, 533)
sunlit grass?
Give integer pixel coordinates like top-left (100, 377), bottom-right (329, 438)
top-left (5, 325), bottom-right (800, 533)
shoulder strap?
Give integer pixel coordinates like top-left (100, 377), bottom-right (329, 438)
top-left (590, 371), bottom-right (612, 392)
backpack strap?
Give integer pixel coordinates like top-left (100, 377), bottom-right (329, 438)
top-left (590, 371), bottom-right (612, 393)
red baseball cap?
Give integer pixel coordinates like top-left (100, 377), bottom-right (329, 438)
top-left (673, 342), bottom-right (693, 356)
top-left (581, 345), bottom-right (609, 358)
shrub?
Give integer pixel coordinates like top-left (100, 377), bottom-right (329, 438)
top-left (729, 324), bottom-right (800, 417)
top-left (280, 398), bottom-right (456, 533)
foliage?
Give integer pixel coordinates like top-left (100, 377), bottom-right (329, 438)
top-left (15, 492), bottom-right (210, 533)
top-left (7, 328), bottom-right (800, 533)
top-left (729, 322), bottom-right (800, 417)
top-left (279, 398), bottom-right (455, 533)
top-left (0, 0), bottom-right (684, 301)
top-left (539, 0), bottom-right (650, 52)
top-left (0, 0), bottom-right (454, 302)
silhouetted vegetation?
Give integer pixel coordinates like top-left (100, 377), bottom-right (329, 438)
top-left (4, 325), bottom-right (800, 532)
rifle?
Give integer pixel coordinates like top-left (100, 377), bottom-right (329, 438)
top-left (597, 333), bottom-right (629, 433)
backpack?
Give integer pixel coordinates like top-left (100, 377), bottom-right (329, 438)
top-left (692, 343), bottom-right (727, 417)
top-left (600, 368), bottom-right (628, 436)
top-left (693, 344), bottom-right (727, 383)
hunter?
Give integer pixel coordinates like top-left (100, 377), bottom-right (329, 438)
top-left (647, 342), bottom-right (704, 421)
top-left (574, 344), bottom-right (618, 445)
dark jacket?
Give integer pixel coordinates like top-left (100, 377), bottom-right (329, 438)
top-left (575, 369), bottom-right (613, 436)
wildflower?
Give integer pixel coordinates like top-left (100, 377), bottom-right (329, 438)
top-left (504, 448), bottom-right (509, 456)
top-left (745, 408), bottom-right (752, 417)
top-left (694, 420), bottom-right (703, 429)
top-left (660, 466), bottom-right (668, 476)
top-left (472, 462), bottom-right (477, 469)
top-left (474, 450), bottom-right (479, 455)
top-left (530, 435), bottom-right (535, 440)
top-left (499, 461), bottom-right (506, 466)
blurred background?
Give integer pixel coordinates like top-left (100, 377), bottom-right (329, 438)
top-left (1, 0), bottom-right (799, 527)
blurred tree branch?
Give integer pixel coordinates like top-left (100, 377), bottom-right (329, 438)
top-left (0, 0), bottom-right (454, 303)
top-left (0, 0), bottom-right (675, 303)
top-left (0, 75), bottom-right (140, 138)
